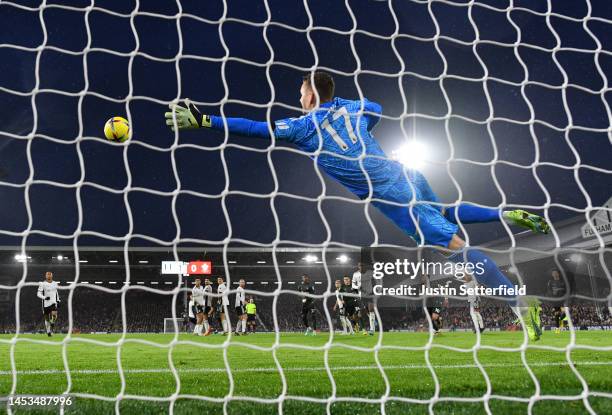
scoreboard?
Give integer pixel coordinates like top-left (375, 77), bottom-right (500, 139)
top-left (161, 261), bottom-right (212, 276)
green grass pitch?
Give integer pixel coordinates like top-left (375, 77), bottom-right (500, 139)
top-left (0, 331), bottom-right (610, 414)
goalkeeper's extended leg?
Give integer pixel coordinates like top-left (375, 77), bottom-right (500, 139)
top-left (441, 207), bottom-right (547, 339)
top-left (502, 209), bottom-right (550, 234)
top-left (448, 238), bottom-right (542, 341)
top-left (444, 205), bottom-right (550, 234)
top-left (372, 185), bottom-right (544, 341)
top-left (520, 298), bottom-right (542, 341)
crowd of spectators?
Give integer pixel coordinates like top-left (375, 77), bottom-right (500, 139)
top-left (1, 289), bottom-right (610, 334)
top-left (388, 302), bottom-right (612, 332)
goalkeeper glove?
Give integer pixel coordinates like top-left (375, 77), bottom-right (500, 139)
top-left (164, 99), bottom-right (212, 131)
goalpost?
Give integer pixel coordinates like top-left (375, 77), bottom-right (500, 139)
top-left (1, 0), bottom-right (611, 413)
top-left (163, 318), bottom-right (185, 334)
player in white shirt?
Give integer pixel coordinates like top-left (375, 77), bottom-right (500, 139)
top-left (234, 279), bottom-right (247, 335)
top-left (200, 278), bottom-right (213, 336)
top-left (187, 293), bottom-right (197, 327)
top-left (353, 263), bottom-right (375, 335)
top-left (192, 278), bottom-right (211, 336)
top-left (37, 271), bottom-right (59, 337)
top-left (351, 266), bottom-right (362, 292)
top-left (332, 279), bottom-right (352, 335)
top-left (464, 275), bottom-right (485, 333)
top-left (216, 277), bottom-right (230, 334)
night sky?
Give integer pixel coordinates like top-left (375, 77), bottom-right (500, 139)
top-left (0, 0), bottom-right (610, 248)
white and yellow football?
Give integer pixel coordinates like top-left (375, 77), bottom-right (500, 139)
top-left (103, 116), bottom-right (130, 142)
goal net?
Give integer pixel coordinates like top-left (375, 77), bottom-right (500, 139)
top-left (0, 0), bottom-right (611, 414)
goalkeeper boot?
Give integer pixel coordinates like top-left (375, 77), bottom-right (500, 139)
top-left (530, 299), bottom-right (543, 337)
top-left (522, 298), bottom-right (542, 341)
top-left (504, 210), bottom-right (550, 234)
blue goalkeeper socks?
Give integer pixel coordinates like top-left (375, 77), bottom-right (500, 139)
top-left (448, 248), bottom-right (516, 305)
top-left (444, 204), bottom-right (501, 224)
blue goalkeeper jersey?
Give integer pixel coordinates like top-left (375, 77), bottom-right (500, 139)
top-left (273, 97), bottom-right (402, 198)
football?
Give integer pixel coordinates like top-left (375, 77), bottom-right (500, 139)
top-left (103, 116), bottom-right (130, 142)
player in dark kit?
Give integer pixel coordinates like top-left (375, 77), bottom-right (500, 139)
top-left (298, 275), bottom-right (317, 335)
top-left (553, 307), bottom-right (569, 333)
top-left (547, 269), bottom-right (568, 333)
top-left (426, 299), bottom-right (446, 335)
top-left (341, 275), bottom-right (358, 333)
top-left (421, 274), bottom-right (448, 335)
top-left (426, 302), bottom-right (441, 334)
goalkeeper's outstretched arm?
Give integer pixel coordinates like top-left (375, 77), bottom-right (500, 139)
top-left (165, 100), bottom-right (273, 139)
top-left (164, 98), bottom-right (382, 140)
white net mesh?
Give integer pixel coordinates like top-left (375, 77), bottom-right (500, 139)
top-left (0, 0), bottom-right (611, 413)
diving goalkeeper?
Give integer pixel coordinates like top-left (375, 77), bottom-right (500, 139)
top-left (165, 72), bottom-right (549, 340)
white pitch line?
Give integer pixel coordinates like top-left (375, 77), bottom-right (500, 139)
top-left (1, 361), bottom-right (611, 376)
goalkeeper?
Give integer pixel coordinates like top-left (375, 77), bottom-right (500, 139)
top-left (165, 72), bottom-right (549, 340)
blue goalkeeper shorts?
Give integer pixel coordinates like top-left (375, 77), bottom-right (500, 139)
top-left (371, 169), bottom-right (458, 247)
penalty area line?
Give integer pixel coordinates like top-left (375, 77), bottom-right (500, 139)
top-left (2, 361), bottom-right (611, 376)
